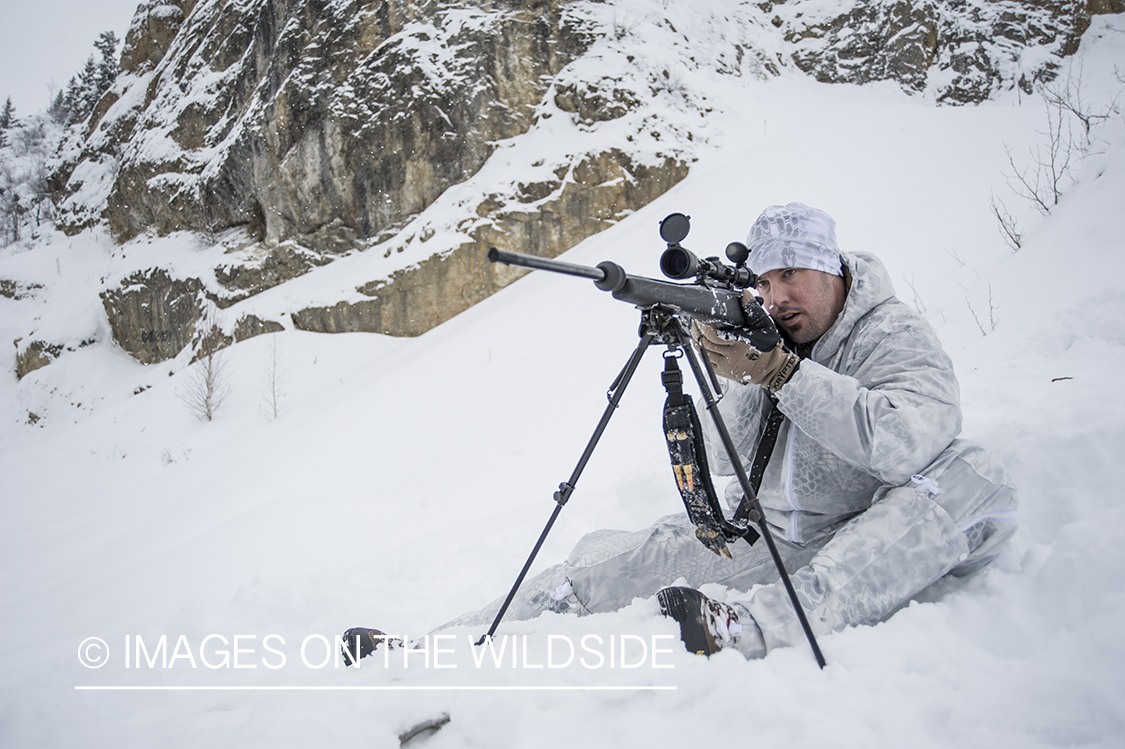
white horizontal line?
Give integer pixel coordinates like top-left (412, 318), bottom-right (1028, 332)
top-left (76, 685), bottom-right (676, 692)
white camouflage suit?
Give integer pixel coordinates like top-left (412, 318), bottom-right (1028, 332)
top-left (448, 250), bottom-right (1018, 657)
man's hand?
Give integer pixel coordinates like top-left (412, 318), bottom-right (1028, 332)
top-left (691, 295), bottom-right (799, 392)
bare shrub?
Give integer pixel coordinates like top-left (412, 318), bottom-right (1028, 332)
top-left (989, 191), bottom-right (1023, 251)
top-left (1002, 64), bottom-right (1123, 217)
top-left (1004, 97), bottom-right (1075, 215)
top-left (966, 285), bottom-right (998, 336)
top-left (180, 309), bottom-right (230, 422)
top-left (261, 333), bottom-right (284, 420)
top-left (1040, 62), bottom-right (1121, 145)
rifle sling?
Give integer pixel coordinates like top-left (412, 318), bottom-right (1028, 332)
top-left (661, 355), bottom-right (761, 554)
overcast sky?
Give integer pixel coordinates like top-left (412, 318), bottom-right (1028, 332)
top-left (0, 0), bottom-right (142, 115)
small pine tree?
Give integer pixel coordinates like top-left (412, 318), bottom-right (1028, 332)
top-left (60, 76), bottom-right (81, 123)
top-left (68, 56), bottom-right (101, 125)
top-left (48, 90), bottom-right (67, 123)
top-left (0, 97), bottom-right (13, 147)
top-left (62, 31), bottom-right (120, 127)
top-left (0, 97), bottom-right (14, 130)
top-left (94, 31), bottom-right (119, 94)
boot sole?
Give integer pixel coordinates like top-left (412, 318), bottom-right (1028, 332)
top-left (657, 587), bottom-right (720, 655)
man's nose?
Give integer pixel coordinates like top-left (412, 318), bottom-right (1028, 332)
top-left (765, 288), bottom-right (787, 311)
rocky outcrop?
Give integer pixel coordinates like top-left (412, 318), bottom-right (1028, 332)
top-left (213, 244), bottom-right (330, 306)
top-left (100, 268), bottom-right (206, 364)
top-left (39, 0), bottom-right (1116, 370)
top-left (232, 314), bottom-right (284, 342)
top-left (767, 0), bottom-right (1095, 103)
top-left (46, 0), bottom-right (703, 362)
top-left (15, 340), bottom-right (64, 379)
top-left (14, 338), bottom-right (96, 379)
top-left (1, 280), bottom-right (43, 300)
top-left (100, 145), bottom-right (690, 347)
top-left (59, 0), bottom-right (593, 249)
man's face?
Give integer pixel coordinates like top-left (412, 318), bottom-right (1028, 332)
top-left (755, 267), bottom-right (847, 345)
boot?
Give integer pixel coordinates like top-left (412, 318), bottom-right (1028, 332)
top-left (340, 627), bottom-right (402, 666)
top-left (657, 586), bottom-right (745, 656)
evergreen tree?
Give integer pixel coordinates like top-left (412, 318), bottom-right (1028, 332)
top-left (94, 31), bottom-right (120, 95)
top-left (48, 90), bottom-right (68, 123)
top-left (68, 55), bottom-right (101, 125)
top-left (0, 97), bottom-right (14, 129)
top-left (61, 31), bottom-right (121, 126)
top-left (0, 97), bottom-right (13, 148)
top-left (59, 76), bottom-right (81, 124)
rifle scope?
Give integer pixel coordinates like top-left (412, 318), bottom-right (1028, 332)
top-left (657, 213), bottom-right (757, 289)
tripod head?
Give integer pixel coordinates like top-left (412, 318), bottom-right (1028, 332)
top-left (658, 213), bottom-right (757, 290)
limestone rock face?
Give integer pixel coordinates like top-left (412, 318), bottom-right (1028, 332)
top-left (40, 0), bottom-right (1111, 369)
top-left (49, 0), bottom-right (702, 362)
top-left (64, 0), bottom-right (591, 249)
top-left (100, 269), bottom-right (205, 364)
top-left (214, 245), bottom-right (331, 306)
top-left (766, 0), bottom-right (1092, 103)
top-left (291, 149), bottom-right (692, 336)
top-left (14, 338), bottom-right (97, 380)
top-left (15, 341), bottom-right (65, 380)
top-left (119, 0), bottom-right (196, 75)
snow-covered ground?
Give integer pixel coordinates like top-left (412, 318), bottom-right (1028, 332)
top-left (2, 12), bottom-right (1124, 749)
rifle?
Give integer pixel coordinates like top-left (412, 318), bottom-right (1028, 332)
top-left (482, 213), bottom-right (826, 668)
top-left (486, 213), bottom-right (756, 329)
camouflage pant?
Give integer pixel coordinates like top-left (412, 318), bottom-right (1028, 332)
top-left (444, 440), bottom-right (1017, 657)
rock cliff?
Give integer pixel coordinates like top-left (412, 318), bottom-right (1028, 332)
top-left (32, 0), bottom-right (1116, 372)
top-left (771, 0), bottom-right (1096, 103)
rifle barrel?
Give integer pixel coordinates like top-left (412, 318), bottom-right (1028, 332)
top-left (488, 248), bottom-right (605, 281)
top-left (488, 247), bottom-right (747, 329)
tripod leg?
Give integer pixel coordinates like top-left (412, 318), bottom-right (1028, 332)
top-left (677, 330), bottom-right (827, 668)
top-left (476, 332), bottom-right (655, 646)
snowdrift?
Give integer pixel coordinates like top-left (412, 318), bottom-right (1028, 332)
top-left (1, 13), bottom-right (1124, 749)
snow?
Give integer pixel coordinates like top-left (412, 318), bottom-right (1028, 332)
top-left (2, 9), bottom-right (1125, 749)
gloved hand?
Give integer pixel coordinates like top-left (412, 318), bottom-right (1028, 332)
top-left (691, 294), bottom-right (799, 393)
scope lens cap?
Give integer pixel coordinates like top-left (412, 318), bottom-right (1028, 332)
top-left (726, 241), bottom-right (749, 265)
top-left (659, 213), bottom-right (691, 244)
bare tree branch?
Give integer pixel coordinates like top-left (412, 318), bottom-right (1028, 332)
top-left (1004, 96), bottom-right (1075, 215)
top-left (989, 191), bottom-right (1023, 251)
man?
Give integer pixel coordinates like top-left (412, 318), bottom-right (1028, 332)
top-left (345, 203), bottom-right (1017, 663)
top-left (657, 202), bottom-right (1018, 656)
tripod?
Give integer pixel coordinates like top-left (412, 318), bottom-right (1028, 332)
top-left (477, 306), bottom-right (826, 668)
